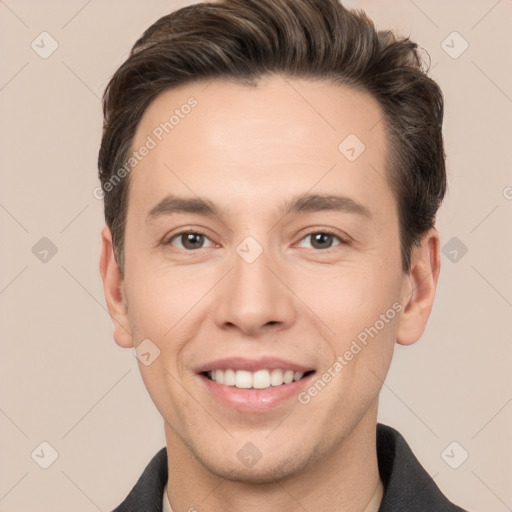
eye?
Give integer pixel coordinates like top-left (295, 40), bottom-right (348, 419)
top-left (297, 232), bottom-right (345, 250)
top-left (167, 232), bottom-right (214, 250)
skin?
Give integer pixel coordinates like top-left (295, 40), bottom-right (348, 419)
top-left (100, 76), bottom-right (440, 512)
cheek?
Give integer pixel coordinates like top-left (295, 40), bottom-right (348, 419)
top-left (124, 263), bottom-right (210, 339)
top-left (302, 261), bottom-right (403, 400)
top-left (307, 265), bottom-right (400, 410)
top-left (303, 262), bottom-right (401, 337)
top-left (125, 271), bottom-right (201, 420)
top-left (125, 279), bottom-right (171, 341)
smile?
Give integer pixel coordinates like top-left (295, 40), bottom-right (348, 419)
top-left (195, 357), bottom-right (316, 411)
top-left (205, 369), bottom-right (314, 389)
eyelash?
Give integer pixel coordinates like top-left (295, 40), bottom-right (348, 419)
top-left (164, 229), bottom-right (348, 251)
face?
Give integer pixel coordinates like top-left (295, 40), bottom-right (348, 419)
top-left (101, 76), bottom-right (436, 483)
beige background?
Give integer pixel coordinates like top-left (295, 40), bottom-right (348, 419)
top-left (1, 1), bottom-right (511, 511)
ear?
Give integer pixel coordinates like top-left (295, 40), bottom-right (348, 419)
top-left (396, 228), bottom-right (441, 346)
top-left (99, 225), bottom-right (133, 348)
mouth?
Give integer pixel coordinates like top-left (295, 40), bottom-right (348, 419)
top-left (195, 357), bottom-right (316, 412)
top-left (201, 368), bottom-right (316, 390)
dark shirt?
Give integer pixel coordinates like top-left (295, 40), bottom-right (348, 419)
top-left (112, 423), bottom-right (468, 511)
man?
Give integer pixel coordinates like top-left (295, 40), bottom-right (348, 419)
top-left (98, 0), bottom-right (467, 510)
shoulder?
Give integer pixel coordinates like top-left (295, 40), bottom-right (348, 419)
top-left (377, 424), bottom-right (468, 512)
top-left (111, 447), bottom-right (168, 512)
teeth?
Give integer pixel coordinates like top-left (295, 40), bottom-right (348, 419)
top-left (235, 370), bottom-right (252, 389)
top-left (224, 369), bottom-right (236, 386)
top-left (283, 370), bottom-right (294, 384)
top-left (253, 370), bottom-right (270, 389)
top-left (207, 369), bottom-right (305, 389)
top-left (270, 369), bottom-right (284, 386)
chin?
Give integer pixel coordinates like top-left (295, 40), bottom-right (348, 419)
top-left (195, 444), bottom-right (318, 485)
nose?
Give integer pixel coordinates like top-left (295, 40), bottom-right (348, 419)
top-left (213, 244), bottom-right (297, 336)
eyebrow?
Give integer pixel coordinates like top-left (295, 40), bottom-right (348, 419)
top-left (145, 192), bottom-right (372, 223)
top-left (282, 193), bottom-right (372, 219)
top-left (146, 195), bottom-right (218, 222)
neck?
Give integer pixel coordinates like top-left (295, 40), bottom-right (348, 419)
top-left (164, 404), bottom-right (383, 512)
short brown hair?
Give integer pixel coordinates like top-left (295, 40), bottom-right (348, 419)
top-left (98, 0), bottom-right (445, 272)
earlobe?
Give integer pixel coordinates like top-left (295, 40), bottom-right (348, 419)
top-left (396, 229), bottom-right (441, 346)
top-left (99, 226), bottom-right (133, 348)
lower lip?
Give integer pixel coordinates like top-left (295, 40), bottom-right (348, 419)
top-left (199, 373), bottom-right (315, 412)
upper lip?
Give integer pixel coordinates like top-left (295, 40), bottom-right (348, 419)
top-left (195, 357), bottom-right (315, 374)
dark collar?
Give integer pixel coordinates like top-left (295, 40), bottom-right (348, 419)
top-left (376, 424), bottom-right (467, 511)
top-left (111, 446), bottom-right (167, 512)
top-left (112, 424), bottom-right (467, 511)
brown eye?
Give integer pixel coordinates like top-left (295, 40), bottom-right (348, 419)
top-left (169, 232), bottom-right (213, 250)
top-left (310, 233), bottom-right (335, 249)
top-left (182, 233), bottom-right (204, 249)
top-left (297, 232), bottom-right (344, 250)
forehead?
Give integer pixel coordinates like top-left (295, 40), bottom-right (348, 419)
top-left (127, 76), bottom-right (393, 219)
